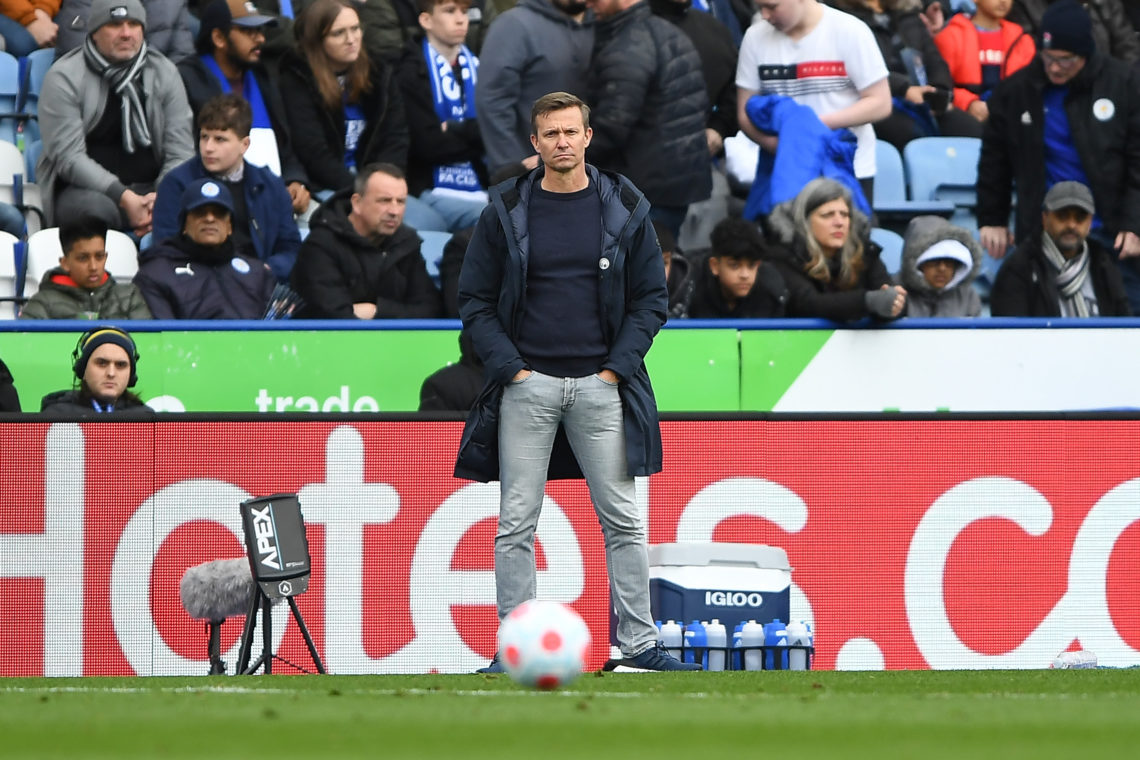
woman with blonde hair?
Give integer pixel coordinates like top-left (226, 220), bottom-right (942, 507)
top-left (767, 178), bottom-right (907, 320)
top-left (280, 0), bottom-right (410, 194)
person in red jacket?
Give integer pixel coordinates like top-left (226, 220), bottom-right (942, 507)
top-left (934, 0), bottom-right (1036, 124)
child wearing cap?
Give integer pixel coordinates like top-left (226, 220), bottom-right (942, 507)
top-left (897, 215), bottom-right (983, 317)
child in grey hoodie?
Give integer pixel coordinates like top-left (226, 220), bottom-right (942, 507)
top-left (898, 215), bottom-right (982, 317)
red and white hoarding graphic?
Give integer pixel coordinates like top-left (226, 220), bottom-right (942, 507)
top-left (2, 419), bottom-right (1139, 676)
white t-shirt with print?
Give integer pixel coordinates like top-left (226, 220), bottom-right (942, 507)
top-left (736, 5), bottom-right (888, 178)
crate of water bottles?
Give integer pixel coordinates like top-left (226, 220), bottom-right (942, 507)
top-left (656, 618), bottom-right (814, 671)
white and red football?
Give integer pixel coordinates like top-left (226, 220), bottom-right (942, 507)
top-left (497, 600), bottom-right (591, 690)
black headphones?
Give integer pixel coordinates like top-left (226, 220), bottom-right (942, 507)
top-left (72, 326), bottom-right (140, 388)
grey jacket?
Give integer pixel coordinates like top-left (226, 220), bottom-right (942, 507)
top-left (475, 0), bottom-right (595, 174)
top-left (37, 46), bottom-right (195, 224)
top-left (19, 268), bottom-right (153, 320)
top-left (897, 215), bottom-right (982, 318)
top-left (55, 0), bottom-right (196, 63)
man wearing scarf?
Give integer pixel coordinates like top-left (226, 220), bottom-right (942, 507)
top-left (37, 0), bottom-right (194, 236)
top-left (133, 178), bottom-right (277, 319)
top-left (991, 181), bottom-right (1132, 317)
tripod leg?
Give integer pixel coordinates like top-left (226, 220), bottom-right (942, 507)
top-left (236, 589), bottom-right (261, 675)
top-left (288, 596), bottom-right (326, 674)
top-left (261, 595), bottom-right (273, 675)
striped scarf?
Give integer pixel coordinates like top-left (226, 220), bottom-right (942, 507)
top-left (1041, 231), bottom-right (1092, 317)
top-left (83, 36), bottom-right (152, 154)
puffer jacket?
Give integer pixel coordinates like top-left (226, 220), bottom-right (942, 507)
top-left (897, 215), bottom-right (982, 317)
top-left (454, 164), bottom-right (667, 482)
top-left (55, 0), bottom-right (195, 62)
top-left (934, 12), bottom-right (1036, 111)
top-left (586, 1), bottom-right (711, 207)
top-left (1009, 0), bottom-right (1140, 63)
top-left (133, 237), bottom-right (277, 319)
top-left (19, 269), bottom-right (153, 320)
top-left (40, 388), bottom-right (152, 417)
top-left (290, 189), bottom-right (442, 319)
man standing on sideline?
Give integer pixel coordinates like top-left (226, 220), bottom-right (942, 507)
top-left (978, 0), bottom-right (1140, 311)
top-left (455, 92), bottom-right (700, 673)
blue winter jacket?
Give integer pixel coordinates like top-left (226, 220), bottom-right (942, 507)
top-left (152, 157), bottom-right (302, 282)
top-left (744, 94), bottom-right (870, 219)
top-left (454, 165), bottom-right (668, 482)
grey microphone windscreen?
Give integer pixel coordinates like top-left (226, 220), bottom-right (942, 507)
top-left (180, 558), bottom-right (255, 621)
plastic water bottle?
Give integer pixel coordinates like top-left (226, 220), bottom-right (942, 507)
top-left (764, 619), bottom-right (789, 670)
top-left (731, 623), bottom-right (744, 671)
top-left (787, 620), bottom-right (812, 671)
top-left (683, 620), bottom-right (706, 665)
top-left (1052, 650), bottom-right (1097, 669)
top-left (659, 619), bottom-right (683, 660)
top-left (740, 620), bottom-right (765, 671)
top-left (705, 619), bottom-right (727, 671)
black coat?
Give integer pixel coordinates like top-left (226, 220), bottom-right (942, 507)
top-left (40, 389), bottom-right (152, 418)
top-left (177, 55), bottom-right (310, 189)
top-left (419, 332), bottom-right (484, 412)
top-left (989, 232), bottom-right (1132, 316)
top-left (978, 53), bottom-right (1140, 242)
top-left (394, 37), bottom-right (489, 196)
top-left (455, 165), bottom-right (668, 482)
top-left (134, 238), bottom-right (277, 320)
top-left (767, 238), bottom-right (894, 321)
top-left (586, 2), bottom-right (712, 207)
top-left (278, 51), bottom-right (410, 192)
top-left (291, 189), bottom-right (443, 319)
top-left (649, 0), bottom-right (739, 141)
top-left (685, 252), bottom-right (789, 318)
top-left (0, 357), bottom-right (19, 412)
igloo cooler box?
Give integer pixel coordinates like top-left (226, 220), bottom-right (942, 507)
top-left (648, 542), bottom-right (792, 633)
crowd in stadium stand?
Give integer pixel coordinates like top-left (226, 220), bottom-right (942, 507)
top-left (2, 0), bottom-right (1139, 328)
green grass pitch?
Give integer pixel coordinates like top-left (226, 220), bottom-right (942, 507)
top-left (3, 670), bottom-right (1139, 759)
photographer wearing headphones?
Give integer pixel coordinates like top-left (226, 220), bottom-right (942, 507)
top-left (41, 327), bottom-right (151, 417)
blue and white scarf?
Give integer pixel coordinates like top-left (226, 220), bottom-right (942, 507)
top-left (200, 55), bottom-right (273, 129)
top-left (424, 38), bottom-right (482, 194)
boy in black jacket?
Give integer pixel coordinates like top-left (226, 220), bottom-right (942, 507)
top-left (686, 217), bottom-right (787, 318)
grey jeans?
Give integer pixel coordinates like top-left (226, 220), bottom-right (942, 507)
top-left (497, 370), bottom-right (658, 657)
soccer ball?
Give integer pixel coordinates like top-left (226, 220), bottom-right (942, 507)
top-left (497, 600), bottom-right (591, 690)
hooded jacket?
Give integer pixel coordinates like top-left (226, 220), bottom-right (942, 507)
top-left (19, 268), bottom-right (153, 320)
top-left (454, 164), bottom-right (667, 482)
top-left (897, 215), bottom-right (982, 317)
top-left (977, 53), bottom-right (1140, 243)
top-left (278, 51), bottom-right (410, 192)
top-left (291, 188), bottom-right (443, 319)
top-left (765, 198), bottom-right (894, 321)
top-left (990, 230), bottom-right (1132, 316)
top-left (474, 0), bottom-right (595, 175)
top-left (586, 1), bottom-right (711, 208)
top-left (133, 236), bottom-right (277, 319)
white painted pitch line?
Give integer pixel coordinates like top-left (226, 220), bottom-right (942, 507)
top-left (0, 684), bottom-right (716, 700)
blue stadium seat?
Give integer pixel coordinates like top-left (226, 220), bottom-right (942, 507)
top-left (903, 137), bottom-right (982, 233)
top-left (19, 48), bottom-right (54, 144)
top-left (870, 227), bottom-right (904, 276)
top-left (418, 230), bottom-right (450, 287)
top-left (0, 52), bottom-right (21, 145)
top-left (872, 139), bottom-right (954, 230)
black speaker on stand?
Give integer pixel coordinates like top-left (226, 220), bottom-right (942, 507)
top-left (235, 493), bottom-right (325, 675)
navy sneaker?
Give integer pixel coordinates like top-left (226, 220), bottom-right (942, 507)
top-left (627, 644), bottom-right (703, 671)
top-left (476, 653), bottom-right (505, 674)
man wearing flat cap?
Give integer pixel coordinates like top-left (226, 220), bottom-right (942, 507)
top-left (37, 0), bottom-right (195, 236)
top-left (978, 0), bottom-right (1140, 312)
top-left (991, 181), bottom-right (1132, 317)
top-left (176, 0), bottom-right (312, 214)
top-left (133, 177), bottom-right (276, 319)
